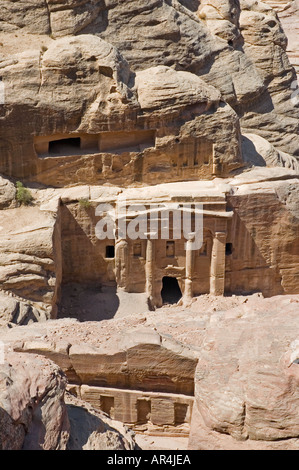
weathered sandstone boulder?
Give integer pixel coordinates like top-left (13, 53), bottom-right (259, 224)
top-left (241, 133), bottom-right (299, 171)
top-left (65, 393), bottom-right (137, 450)
top-left (0, 352), bottom-right (69, 450)
top-left (0, 205), bottom-right (61, 313)
top-left (188, 295), bottom-right (299, 449)
top-left (263, 0), bottom-right (299, 76)
top-left (226, 168), bottom-right (299, 296)
top-left (0, 176), bottom-right (16, 209)
top-left (238, 0), bottom-right (299, 154)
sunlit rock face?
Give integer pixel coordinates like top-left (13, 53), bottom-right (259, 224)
top-left (0, 0), bottom-right (299, 452)
top-left (0, 0), bottom-right (298, 187)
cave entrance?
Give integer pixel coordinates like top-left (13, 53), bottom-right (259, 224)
top-left (100, 395), bottom-right (115, 419)
top-left (161, 276), bottom-right (182, 305)
top-left (48, 138), bottom-right (81, 156)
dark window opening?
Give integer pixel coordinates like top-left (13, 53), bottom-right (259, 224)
top-left (226, 243), bottom-right (233, 256)
top-left (174, 403), bottom-right (188, 425)
top-left (100, 395), bottom-right (114, 418)
top-left (133, 242), bottom-right (142, 258)
top-left (161, 277), bottom-right (182, 305)
top-left (105, 245), bottom-right (115, 259)
top-left (137, 399), bottom-right (151, 424)
top-left (200, 241), bottom-right (207, 256)
top-left (166, 241), bottom-right (175, 258)
top-left (48, 138), bottom-right (81, 155)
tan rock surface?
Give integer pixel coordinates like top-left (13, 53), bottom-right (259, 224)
top-left (0, 292), bottom-right (49, 327)
top-left (226, 170), bottom-right (299, 296)
top-left (241, 133), bottom-right (299, 170)
top-left (189, 295), bottom-right (299, 449)
top-left (263, 0), bottom-right (299, 76)
top-left (4, 318), bottom-right (198, 395)
top-left (0, 205), bottom-right (61, 314)
top-left (0, 176), bottom-right (16, 209)
top-left (0, 0), bottom-right (298, 175)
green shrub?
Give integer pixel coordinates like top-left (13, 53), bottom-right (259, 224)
top-left (16, 181), bottom-right (34, 206)
top-left (78, 198), bottom-right (91, 209)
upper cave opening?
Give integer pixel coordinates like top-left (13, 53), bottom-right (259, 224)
top-left (48, 138), bottom-right (81, 156)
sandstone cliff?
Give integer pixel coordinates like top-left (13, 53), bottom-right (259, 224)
top-left (0, 0), bottom-right (299, 452)
top-left (0, 0), bottom-right (298, 186)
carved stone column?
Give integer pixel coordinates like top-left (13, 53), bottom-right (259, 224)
top-left (184, 235), bottom-right (194, 301)
top-left (115, 238), bottom-right (129, 290)
top-left (210, 231), bottom-right (226, 296)
top-left (145, 233), bottom-right (156, 305)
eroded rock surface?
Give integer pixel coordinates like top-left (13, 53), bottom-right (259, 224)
top-left (65, 393), bottom-right (137, 450)
top-left (264, 0), bottom-right (299, 76)
top-left (0, 0), bottom-right (298, 184)
top-left (0, 205), bottom-right (61, 315)
top-left (0, 352), bottom-right (69, 450)
top-left (0, 0), bottom-right (299, 452)
top-left (189, 295), bottom-right (299, 449)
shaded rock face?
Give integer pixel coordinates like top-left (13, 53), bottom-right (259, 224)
top-left (189, 297), bottom-right (299, 449)
top-left (0, 293), bottom-right (51, 327)
top-left (65, 393), bottom-right (137, 450)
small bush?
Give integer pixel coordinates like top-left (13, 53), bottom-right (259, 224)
top-left (16, 181), bottom-right (33, 206)
top-left (78, 198), bottom-right (91, 209)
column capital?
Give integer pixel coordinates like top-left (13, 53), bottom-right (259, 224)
top-left (214, 231), bottom-right (226, 241)
top-left (145, 232), bottom-right (157, 239)
top-left (186, 231), bottom-right (197, 242)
